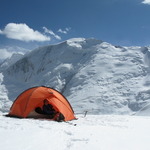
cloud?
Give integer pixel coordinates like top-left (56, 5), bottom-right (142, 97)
top-left (0, 23), bottom-right (50, 42)
top-left (58, 29), bottom-right (67, 34)
top-left (66, 27), bottom-right (71, 31)
top-left (57, 27), bottom-right (71, 34)
top-left (0, 48), bottom-right (13, 59)
top-left (0, 45), bottom-right (30, 61)
top-left (43, 27), bottom-right (61, 40)
top-left (142, 0), bottom-right (150, 4)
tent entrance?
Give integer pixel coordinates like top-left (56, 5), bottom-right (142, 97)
top-left (27, 109), bottom-right (54, 119)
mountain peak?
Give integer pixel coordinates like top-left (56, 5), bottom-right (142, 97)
top-left (0, 53), bottom-right (23, 72)
top-left (66, 37), bottom-right (103, 49)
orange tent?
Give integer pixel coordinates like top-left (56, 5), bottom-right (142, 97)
top-left (8, 86), bottom-right (76, 121)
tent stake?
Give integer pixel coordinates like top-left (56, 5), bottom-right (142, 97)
top-left (84, 111), bottom-right (88, 117)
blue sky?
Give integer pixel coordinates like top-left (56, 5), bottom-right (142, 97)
top-left (0, 0), bottom-right (150, 59)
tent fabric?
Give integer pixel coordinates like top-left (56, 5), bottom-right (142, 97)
top-left (8, 86), bottom-right (76, 121)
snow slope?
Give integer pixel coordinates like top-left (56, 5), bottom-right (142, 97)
top-left (0, 73), bottom-right (12, 113)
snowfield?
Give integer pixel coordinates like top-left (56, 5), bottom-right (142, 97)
top-left (0, 114), bottom-right (150, 150)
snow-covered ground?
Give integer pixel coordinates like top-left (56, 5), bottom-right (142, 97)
top-left (0, 114), bottom-right (150, 150)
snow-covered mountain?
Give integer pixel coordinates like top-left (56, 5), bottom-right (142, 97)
top-left (1, 37), bottom-right (150, 115)
top-left (0, 52), bottom-right (24, 72)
